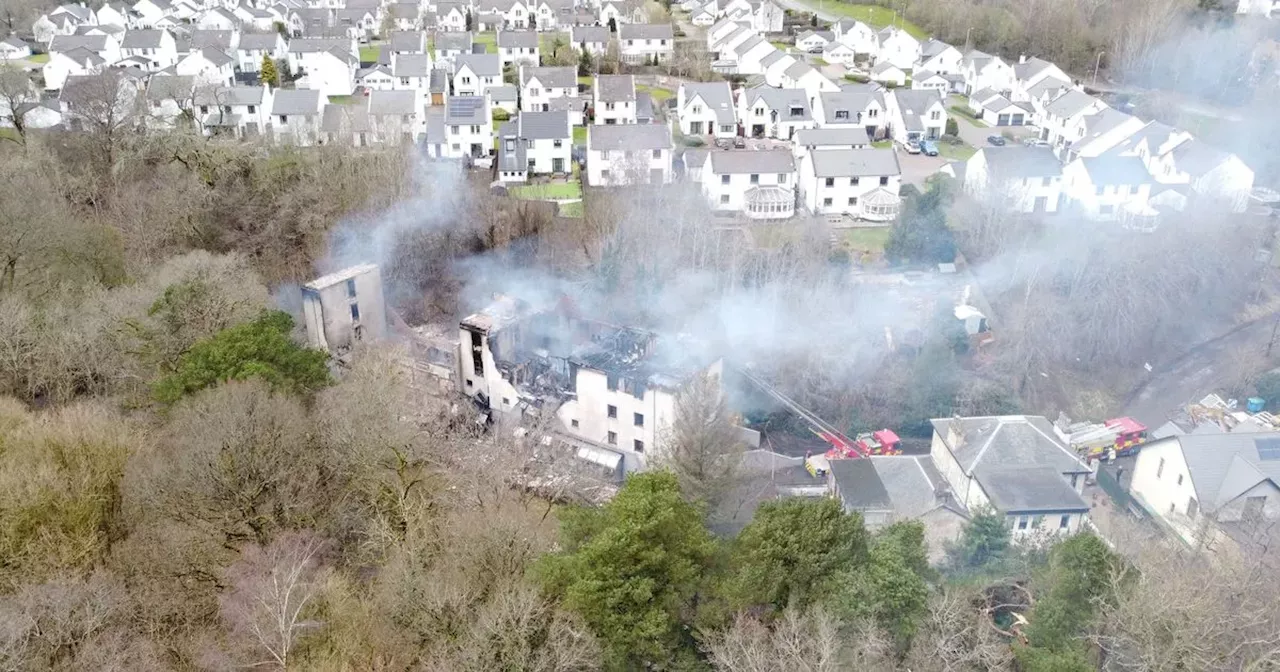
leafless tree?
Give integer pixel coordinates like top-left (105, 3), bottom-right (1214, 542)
top-left (703, 607), bottom-right (851, 672)
top-left (658, 371), bottom-right (745, 514)
top-left (0, 63), bottom-right (36, 146)
top-left (219, 531), bottom-right (331, 670)
top-left (900, 587), bottom-right (1015, 672)
top-left (60, 71), bottom-right (142, 174)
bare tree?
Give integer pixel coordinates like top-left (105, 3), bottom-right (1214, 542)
top-left (0, 63), bottom-right (36, 146)
top-left (900, 587), bottom-right (1015, 672)
top-left (703, 607), bottom-right (851, 672)
top-left (219, 531), bottom-right (331, 670)
top-left (60, 71), bottom-right (142, 174)
top-left (658, 371), bottom-right (746, 514)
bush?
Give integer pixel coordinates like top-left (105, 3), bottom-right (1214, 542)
top-left (844, 73), bottom-right (870, 83)
top-left (945, 117), bottom-right (959, 136)
top-left (492, 108), bottom-right (511, 122)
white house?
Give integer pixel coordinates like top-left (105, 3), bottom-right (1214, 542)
top-left (176, 48), bottom-right (235, 86)
top-left (433, 31), bottom-right (472, 65)
top-left (497, 29), bottom-right (539, 68)
top-left (518, 65), bottom-right (576, 111)
top-left (799, 147), bottom-right (901, 220)
top-left (586, 122), bottom-right (673, 186)
top-left (0, 36), bottom-right (33, 60)
top-left (967, 89), bottom-right (1032, 127)
top-left (1038, 88), bottom-right (1108, 153)
top-left (929, 416), bottom-right (1092, 542)
top-left (296, 48), bottom-right (357, 96)
top-left (356, 64), bottom-right (396, 89)
top-left (912, 70), bottom-right (949, 93)
top-left (599, 0), bottom-right (645, 28)
top-left (676, 81), bottom-right (736, 138)
top-left (141, 73), bottom-right (193, 127)
top-left (236, 32), bottom-right (286, 73)
top-left (1065, 108), bottom-right (1146, 161)
top-left (287, 36), bottom-right (357, 74)
top-left (1011, 55), bottom-right (1069, 103)
top-left (820, 40), bottom-right (857, 68)
top-left (791, 126), bottom-right (871, 166)
top-left (196, 7), bottom-right (239, 30)
top-left (387, 30), bottom-right (427, 55)
top-left (870, 60), bottom-right (906, 87)
top-left (34, 4), bottom-right (96, 44)
top-left (435, 3), bottom-right (467, 32)
top-left (783, 61), bottom-right (839, 99)
top-left (730, 35), bottom-right (776, 75)
top-left (194, 84), bottom-right (271, 137)
top-left (44, 35), bottom-right (118, 89)
top-left (439, 94), bottom-right (493, 159)
top-left (496, 109), bottom-right (572, 179)
top-left (95, 2), bottom-right (135, 29)
top-left (452, 53), bottom-right (501, 97)
top-left (815, 85), bottom-right (887, 138)
top-left (476, 0), bottom-right (532, 29)
top-left (833, 18), bottom-right (876, 56)
top-left (618, 23), bottom-right (674, 65)
top-left (962, 146), bottom-right (1064, 214)
top-left (593, 74), bottom-right (636, 124)
top-left (1130, 432), bottom-right (1280, 553)
top-left (874, 27), bottom-right (919, 70)
top-left (961, 49), bottom-right (1015, 96)
top-left (270, 87), bottom-right (326, 144)
top-left (570, 24), bottom-right (609, 56)
top-left (1062, 155), bottom-right (1154, 222)
top-left (389, 52), bottom-right (431, 91)
top-left (887, 88), bottom-right (946, 144)
top-left (700, 149), bottom-right (797, 219)
top-left (795, 29), bottom-right (833, 53)
top-left (737, 85), bottom-right (813, 140)
top-left (916, 38), bottom-right (961, 76)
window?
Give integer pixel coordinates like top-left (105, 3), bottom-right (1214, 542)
top-left (850, 176), bottom-right (860, 186)
top-left (1059, 514), bottom-right (1070, 529)
top-left (721, 124), bottom-right (733, 133)
top-left (1095, 184), bottom-right (1104, 196)
top-left (470, 125), bottom-right (480, 133)
top-left (350, 303), bottom-right (360, 320)
top-left (451, 125), bottom-right (459, 135)
top-left (660, 39), bottom-right (667, 45)
top-left (553, 139), bottom-right (563, 147)
top-left (605, 102), bottom-right (615, 111)
top-left (848, 197), bottom-right (857, 205)
top-left (930, 110), bottom-right (940, 120)
top-left (879, 176), bottom-right (889, 186)
top-left (750, 173), bottom-right (759, 184)
top-left (634, 439), bottom-right (644, 452)
top-left (720, 194), bottom-right (730, 204)
top-left (1042, 176), bottom-right (1052, 187)
top-left (462, 76), bottom-right (471, 84)
top-left (501, 397), bottom-right (509, 405)
top-left (824, 177), bottom-right (834, 187)
top-left (634, 412), bottom-right (644, 427)
top-left (279, 114), bottom-right (288, 123)
top-left (606, 374), bottom-right (619, 391)
top-left (607, 431), bottom-right (617, 445)
top-left (1156, 458), bottom-right (1165, 479)
top-left (755, 106), bottom-right (765, 116)
top-left (790, 106), bottom-right (803, 117)
top-left (247, 105), bottom-right (255, 113)
top-left (823, 197), bottom-right (833, 206)
top-left (778, 173), bottom-right (787, 183)
top-left (466, 379), bottom-right (473, 387)
top-left (1017, 516), bottom-right (1028, 530)
top-left (607, 404), bottom-right (617, 418)
top-left (401, 77), bottom-right (409, 85)
top-left (199, 105), bottom-right (208, 114)
top-left (868, 108), bottom-right (877, 118)
top-left (1177, 474), bottom-right (1183, 486)
top-left (530, 88), bottom-right (539, 96)
top-left (626, 39), bottom-right (633, 45)
top-left (651, 149), bottom-right (662, 159)
top-left (834, 110), bottom-right (848, 120)
top-left (692, 104), bottom-right (702, 114)
top-left (718, 174), bottom-right (730, 185)
top-left (1188, 498), bottom-right (1198, 518)
top-left (345, 278), bottom-right (357, 298)
top-left (571, 419), bottom-right (579, 428)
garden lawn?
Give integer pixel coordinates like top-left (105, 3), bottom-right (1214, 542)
top-left (839, 227), bottom-right (891, 253)
top-left (948, 105), bottom-right (989, 128)
top-left (636, 84), bottom-right (674, 103)
top-left (474, 32), bottom-right (497, 52)
top-left (572, 126), bottom-right (587, 144)
top-left (27, 53), bottom-right (50, 64)
top-left (791, 2), bottom-right (927, 39)
top-left (358, 45), bottom-right (380, 62)
top-left (936, 141), bottom-right (976, 161)
top-left (511, 182), bottom-right (583, 200)
top-left (559, 201), bottom-right (584, 217)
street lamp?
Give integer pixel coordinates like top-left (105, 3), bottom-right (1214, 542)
top-left (1092, 50), bottom-right (1105, 88)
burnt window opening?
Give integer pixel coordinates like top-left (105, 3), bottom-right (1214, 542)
top-left (606, 373), bottom-right (619, 391)
top-left (571, 419), bottom-right (579, 428)
top-left (350, 303), bottom-right (360, 321)
top-left (345, 278), bottom-right (357, 298)
top-left (607, 404), bottom-right (617, 418)
top-left (634, 412), bottom-right (643, 427)
top-left (634, 439), bottom-right (644, 452)
top-left (470, 330), bottom-right (484, 376)
top-left (607, 431), bottom-right (617, 445)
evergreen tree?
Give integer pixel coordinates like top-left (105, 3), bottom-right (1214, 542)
top-left (578, 46), bottom-right (593, 76)
top-left (260, 55), bottom-right (280, 88)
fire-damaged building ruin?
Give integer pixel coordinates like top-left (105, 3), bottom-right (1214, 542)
top-left (459, 295), bottom-right (724, 474)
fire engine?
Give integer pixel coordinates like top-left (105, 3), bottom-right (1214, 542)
top-left (1053, 414), bottom-right (1147, 460)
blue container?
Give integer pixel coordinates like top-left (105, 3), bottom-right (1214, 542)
top-left (1248, 397), bottom-right (1266, 413)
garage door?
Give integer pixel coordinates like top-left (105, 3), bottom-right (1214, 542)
top-left (1011, 113), bottom-right (1025, 126)
top-left (996, 113), bottom-right (1010, 126)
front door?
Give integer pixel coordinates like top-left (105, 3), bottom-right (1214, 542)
top-left (553, 157), bottom-right (565, 173)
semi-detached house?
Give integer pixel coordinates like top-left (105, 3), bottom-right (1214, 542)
top-left (497, 30), bottom-right (540, 69)
top-left (453, 53), bottom-right (502, 97)
top-left (270, 87), bottom-right (326, 145)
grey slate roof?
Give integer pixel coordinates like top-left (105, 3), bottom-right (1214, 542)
top-left (978, 146), bottom-right (1062, 179)
top-left (1161, 433), bottom-right (1280, 512)
top-left (120, 29), bottom-right (166, 48)
top-left (893, 88), bottom-right (942, 115)
top-left (818, 88), bottom-right (883, 124)
top-left (635, 92), bottom-right (653, 121)
top-left (435, 32), bottom-right (472, 51)
top-left (520, 65), bottom-right (576, 89)
top-left (596, 74), bottom-right (635, 102)
top-left (871, 60), bottom-right (902, 75)
top-left (829, 459), bottom-right (894, 511)
top-left (919, 38), bottom-right (954, 60)
top-left (193, 85), bottom-right (264, 106)
top-left (393, 53), bottom-right (431, 76)
top-left (589, 123), bottom-right (671, 150)
top-left (1079, 155), bottom-right (1151, 186)
top-left (321, 102), bottom-right (370, 133)
top-left (1170, 139), bottom-right (1230, 175)
top-left (795, 126), bottom-right (870, 147)
top-left (271, 88), bottom-right (322, 115)
top-left (289, 37), bottom-right (351, 54)
top-left (1013, 56), bottom-right (1056, 82)
top-left (871, 455), bottom-right (969, 518)
top-left (498, 30), bottom-right (538, 49)
top-left (759, 50), bottom-right (785, 69)
top-left (744, 86), bottom-right (810, 121)
top-left (796, 29), bottom-right (833, 43)
top-left (571, 25), bottom-right (609, 43)
top-left (429, 68), bottom-right (449, 92)
top-left (193, 47), bottom-right (233, 67)
top-left (496, 121), bottom-right (527, 171)
top-left (239, 32), bottom-right (282, 50)
top-left (517, 109), bottom-right (570, 139)
top-left (1045, 89), bottom-right (1103, 119)
top-left (444, 95), bottom-right (486, 123)
top-left (783, 60), bottom-right (811, 80)
top-left (424, 107), bottom-right (445, 141)
top-left (389, 30), bottom-right (427, 52)
top-left (145, 74), bottom-right (195, 100)
top-left (708, 149), bottom-right (795, 174)
top-left (981, 466), bottom-right (1089, 513)
top-left (734, 34), bottom-right (766, 57)
top-left (929, 416), bottom-right (1090, 475)
top-left (682, 148), bottom-right (708, 171)
top-left (49, 34), bottom-right (108, 52)
top-left (190, 29), bottom-right (234, 49)
top-left (681, 81), bottom-right (734, 125)
top-left (357, 64), bottom-right (393, 80)
top-left (489, 84), bottom-right (517, 102)
top-left (619, 23), bottom-right (674, 40)
top-left (454, 52), bottom-right (500, 77)
top-left (809, 148), bottom-right (899, 177)
top-left (368, 89), bottom-right (415, 115)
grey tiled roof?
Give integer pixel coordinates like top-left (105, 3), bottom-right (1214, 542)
top-left (928, 416), bottom-right (1090, 475)
top-left (368, 89), bottom-right (415, 115)
top-left (520, 65), bottom-right (576, 89)
top-left (392, 52), bottom-right (431, 76)
top-left (794, 126), bottom-right (869, 146)
top-left (120, 29), bottom-right (166, 48)
top-left (239, 33), bottom-right (282, 50)
top-left (588, 123), bottom-right (671, 150)
top-left (829, 459), bottom-right (893, 510)
top-left (707, 149), bottom-right (794, 174)
top-left (619, 22), bottom-right (673, 40)
top-left (498, 30), bottom-right (538, 49)
top-left (454, 52), bottom-right (500, 77)
top-left (681, 81), bottom-right (734, 124)
top-left (980, 466), bottom-right (1089, 513)
top-left (388, 30), bottom-right (427, 52)
top-left (516, 110), bottom-right (570, 139)
top-left (978, 146), bottom-right (1062, 179)
top-left (271, 88), bottom-right (322, 115)
top-left (193, 85), bottom-right (264, 106)
top-left (595, 74), bottom-right (634, 102)
top-left (1079, 155), bottom-right (1151, 186)
top-left (808, 148), bottom-right (899, 177)
top-left (435, 32), bottom-right (472, 51)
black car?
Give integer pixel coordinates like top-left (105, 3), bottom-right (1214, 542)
top-left (987, 135), bottom-right (1007, 146)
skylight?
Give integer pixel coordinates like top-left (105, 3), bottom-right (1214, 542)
top-left (1255, 437), bottom-right (1280, 461)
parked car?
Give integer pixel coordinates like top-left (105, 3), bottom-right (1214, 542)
top-left (733, 135), bottom-right (745, 149)
top-left (807, 46), bottom-right (824, 54)
top-left (1022, 137), bottom-right (1050, 148)
top-left (987, 134), bottom-right (1007, 146)
top-left (920, 139), bottom-right (939, 156)
top-left (905, 139), bottom-right (921, 154)
top-left (715, 138), bottom-right (733, 149)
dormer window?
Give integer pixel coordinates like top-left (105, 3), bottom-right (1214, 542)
top-left (835, 110), bottom-right (848, 119)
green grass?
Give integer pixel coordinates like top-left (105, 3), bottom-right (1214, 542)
top-left (872, 139), bottom-right (892, 148)
top-left (540, 32), bottom-right (570, 56)
top-left (559, 201), bottom-right (584, 218)
top-left (839, 227), bottom-right (891, 253)
top-left (511, 182), bottom-right (583, 200)
top-left (577, 75), bottom-right (593, 86)
top-left (637, 84), bottom-right (674, 103)
top-left (936, 140), bottom-right (976, 161)
top-left (474, 32), bottom-right (497, 53)
top-left (769, 40), bottom-right (791, 50)
top-left (358, 45), bottom-right (379, 62)
top-left (795, 2), bottom-right (928, 39)
top-left (948, 105), bottom-right (989, 128)
top-left (572, 126), bottom-right (587, 145)
top-left (813, 57), bottom-right (828, 66)
top-left (327, 95), bottom-right (355, 105)
top-left (27, 53), bottom-right (49, 64)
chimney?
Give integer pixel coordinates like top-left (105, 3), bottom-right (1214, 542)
top-left (947, 414), bottom-right (965, 449)
top-left (1019, 53), bottom-right (1026, 64)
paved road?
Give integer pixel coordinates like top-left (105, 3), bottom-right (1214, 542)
top-left (898, 150), bottom-right (945, 186)
top-left (1123, 314), bottom-right (1280, 430)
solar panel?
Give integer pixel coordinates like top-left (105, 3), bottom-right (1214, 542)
top-left (1255, 437), bottom-right (1280, 461)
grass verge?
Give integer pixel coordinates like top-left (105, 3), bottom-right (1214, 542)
top-left (511, 182), bottom-right (583, 199)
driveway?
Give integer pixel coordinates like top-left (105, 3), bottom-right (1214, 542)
top-left (897, 150), bottom-right (946, 187)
